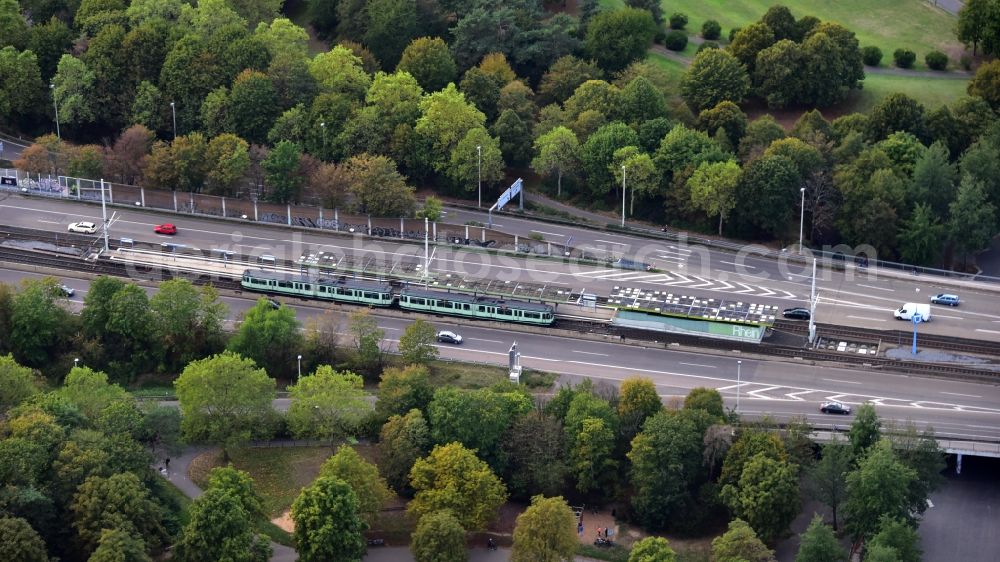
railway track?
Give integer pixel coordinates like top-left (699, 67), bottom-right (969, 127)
top-left (2, 230), bottom-right (999, 382)
top-left (772, 320), bottom-right (1000, 358)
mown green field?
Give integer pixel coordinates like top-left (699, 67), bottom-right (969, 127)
top-left (600, 0), bottom-right (963, 70)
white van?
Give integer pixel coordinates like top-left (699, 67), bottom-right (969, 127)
top-left (894, 303), bottom-right (931, 322)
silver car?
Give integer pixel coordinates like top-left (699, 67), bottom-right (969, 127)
top-left (68, 221), bottom-right (98, 234)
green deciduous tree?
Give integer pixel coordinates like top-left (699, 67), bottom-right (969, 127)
top-left (292, 476), bottom-right (367, 562)
top-left (71, 472), bottom-right (167, 555)
top-left (571, 416), bottom-right (618, 496)
top-left (532, 126), bottom-right (580, 197)
top-left (867, 516), bottom-right (921, 562)
top-left (10, 278), bottom-right (70, 368)
top-left (175, 487), bottom-right (271, 562)
top-left (229, 70), bottom-right (280, 145)
top-left (0, 516), bottom-right (48, 562)
top-left (287, 366), bottom-right (370, 441)
top-left (511, 495), bottom-right (577, 562)
top-left (228, 297), bottom-right (302, 377)
top-left (428, 386), bottom-right (532, 474)
top-left (262, 140), bottom-right (304, 203)
top-left (376, 364), bottom-right (433, 421)
top-left (174, 352), bottom-right (276, 459)
top-left (319, 445), bottom-right (393, 526)
top-left (808, 443), bottom-right (852, 531)
top-left (449, 126), bottom-right (504, 193)
top-left (52, 55), bottom-right (96, 127)
top-left (618, 377), bottom-right (663, 445)
top-left (89, 528), bottom-right (151, 562)
top-left (712, 518), bottom-right (775, 562)
top-left (682, 49), bottom-right (751, 112)
top-left (721, 454), bottom-right (800, 544)
top-left (629, 536), bottom-right (677, 561)
top-left (399, 319), bottom-right (439, 365)
top-left (949, 174), bottom-right (997, 266)
top-left (581, 121), bottom-right (640, 198)
top-left (149, 279), bottom-right (227, 371)
top-left (538, 55), bottom-right (603, 106)
top-left (957, 0), bottom-right (998, 56)
top-left (848, 403), bottom-right (882, 458)
top-left (585, 8), bottom-right (657, 74)
top-left (628, 409), bottom-right (710, 530)
top-left (415, 83), bottom-right (487, 174)
top-left (408, 442), bottom-right (508, 531)
top-left (688, 160), bottom-right (741, 235)
top-left (795, 515), bottom-right (846, 562)
top-left (348, 310), bottom-right (386, 378)
top-left (378, 409), bottom-right (431, 495)
top-left (502, 410), bottom-right (567, 501)
top-left (898, 203), bottom-right (944, 266)
top-left (845, 440), bottom-right (918, 542)
top-left (736, 154), bottom-right (801, 238)
top-left (968, 60), bottom-right (1000, 110)
top-left (0, 354), bottom-right (40, 413)
top-left (411, 510), bottom-right (466, 562)
top-left (397, 37), bottom-right (457, 94)
top-left (0, 47), bottom-right (44, 124)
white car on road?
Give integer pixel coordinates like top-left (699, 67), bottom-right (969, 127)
top-left (67, 221), bottom-right (98, 234)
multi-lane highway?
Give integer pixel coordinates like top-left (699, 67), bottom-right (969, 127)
top-left (3, 266), bottom-right (999, 443)
top-left (3, 194), bottom-right (1000, 343)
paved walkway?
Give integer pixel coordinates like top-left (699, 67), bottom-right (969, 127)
top-left (156, 449), bottom-right (299, 562)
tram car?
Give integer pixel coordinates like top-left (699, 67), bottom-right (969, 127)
top-left (241, 269), bottom-right (394, 307)
top-left (398, 287), bottom-right (554, 325)
top-left (240, 269), bottom-right (555, 326)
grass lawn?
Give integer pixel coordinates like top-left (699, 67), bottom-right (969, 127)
top-left (601, 0), bottom-right (963, 70)
top-left (425, 358), bottom-right (558, 390)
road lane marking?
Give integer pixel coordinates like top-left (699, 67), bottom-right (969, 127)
top-left (941, 392), bottom-right (982, 398)
top-left (679, 362), bottom-right (717, 369)
top-left (847, 315), bottom-right (887, 322)
top-left (857, 284), bottom-right (895, 292)
top-left (594, 239), bottom-right (626, 246)
top-left (823, 378), bottom-right (863, 385)
top-left (37, 219), bottom-right (61, 224)
top-left (572, 350), bottom-right (609, 357)
top-left (934, 314), bottom-right (962, 320)
top-left (467, 338), bottom-right (503, 343)
top-left (530, 230), bottom-right (564, 237)
top-left (975, 329), bottom-right (1000, 334)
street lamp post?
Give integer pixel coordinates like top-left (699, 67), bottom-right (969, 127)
top-left (50, 84), bottom-right (60, 140)
top-left (297, 354), bottom-right (302, 381)
top-left (476, 145), bottom-right (482, 208)
top-left (798, 187), bottom-right (806, 253)
top-left (74, 358), bottom-right (79, 368)
top-left (736, 360), bottom-right (742, 413)
top-left (170, 102), bottom-right (177, 140)
top-left (620, 165), bottom-right (626, 228)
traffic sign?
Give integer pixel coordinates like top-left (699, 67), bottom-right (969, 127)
top-left (912, 313), bottom-right (923, 324)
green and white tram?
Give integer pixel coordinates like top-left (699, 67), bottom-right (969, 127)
top-left (398, 287), bottom-right (555, 325)
top-left (241, 269), bottom-right (395, 307)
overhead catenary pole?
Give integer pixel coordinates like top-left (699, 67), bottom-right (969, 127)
top-left (799, 187), bottom-right (806, 253)
top-left (477, 145), bottom-right (482, 208)
top-left (100, 178), bottom-right (109, 252)
top-left (808, 258), bottom-right (817, 344)
top-left (424, 217), bottom-right (430, 279)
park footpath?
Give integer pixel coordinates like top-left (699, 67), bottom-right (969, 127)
top-left (157, 446), bottom-right (606, 562)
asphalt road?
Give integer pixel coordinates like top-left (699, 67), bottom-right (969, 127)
top-left (5, 267), bottom-right (999, 442)
top-left (3, 195), bottom-right (1000, 343)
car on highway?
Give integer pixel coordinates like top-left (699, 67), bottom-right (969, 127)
top-left (154, 223), bottom-right (177, 235)
top-left (436, 330), bottom-right (463, 344)
top-left (67, 221), bottom-right (98, 234)
top-left (265, 298), bottom-right (281, 310)
top-left (930, 293), bottom-right (960, 306)
top-left (782, 307), bottom-right (811, 321)
top-left (820, 401), bottom-right (851, 415)
top-left (59, 284), bottom-right (75, 297)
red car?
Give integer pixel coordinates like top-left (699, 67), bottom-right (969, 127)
top-left (154, 223), bottom-right (177, 235)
